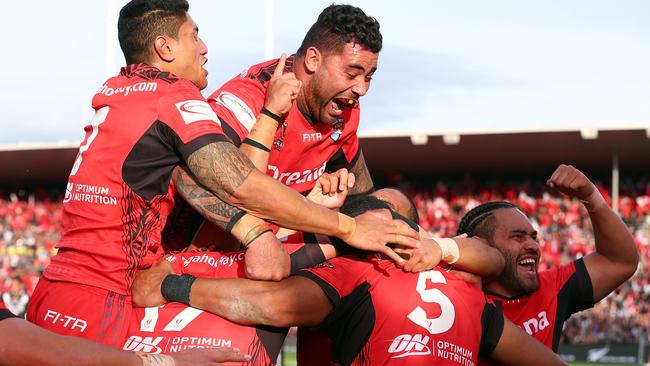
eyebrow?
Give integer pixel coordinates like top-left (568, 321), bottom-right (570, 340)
top-left (348, 64), bottom-right (377, 75)
top-left (510, 229), bottom-right (537, 236)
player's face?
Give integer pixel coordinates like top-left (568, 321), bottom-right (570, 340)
top-left (489, 208), bottom-right (541, 296)
top-left (170, 14), bottom-right (209, 90)
top-left (307, 43), bottom-right (378, 125)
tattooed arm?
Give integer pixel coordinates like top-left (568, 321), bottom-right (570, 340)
top-left (184, 140), bottom-right (420, 261)
top-left (347, 151), bottom-right (374, 195)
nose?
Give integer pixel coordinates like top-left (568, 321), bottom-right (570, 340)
top-left (199, 37), bottom-right (208, 55)
top-left (522, 237), bottom-right (540, 253)
top-left (351, 79), bottom-right (370, 97)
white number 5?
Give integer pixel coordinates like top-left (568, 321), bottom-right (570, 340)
top-left (70, 106), bottom-right (110, 176)
top-left (407, 270), bottom-right (455, 334)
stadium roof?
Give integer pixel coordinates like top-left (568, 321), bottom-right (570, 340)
top-left (1, 129), bottom-right (648, 185)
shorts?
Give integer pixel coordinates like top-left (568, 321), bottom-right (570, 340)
top-left (27, 277), bottom-right (132, 348)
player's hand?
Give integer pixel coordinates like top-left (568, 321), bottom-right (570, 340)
top-left (244, 231), bottom-right (290, 281)
top-left (547, 164), bottom-right (606, 211)
top-left (264, 53), bottom-right (302, 117)
top-left (169, 346), bottom-right (252, 366)
top-left (399, 237), bottom-right (443, 272)
top-left (345, 211), bottom-right (420, 267)
top-left (132, 259), bottom-right (175, 307)
top-left (306, 168), bottom-right (355, 209)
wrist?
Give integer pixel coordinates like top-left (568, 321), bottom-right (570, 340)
top-left (337, 212), bottom-right (356, 241)
top-left (160, 274), bottom-right (197, 305)
top-left (580, 188), bottom-right (608, 213)
top-left (260, 106), bottom-right (283, 128)
top-left (136, 353), bottom-right (175, 366)
top-left (242, 223), bottom-right (273, 247)
top-left (434, 237), bottom-right (460, 264)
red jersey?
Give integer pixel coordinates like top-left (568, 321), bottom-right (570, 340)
top-left (298, 255), bottom-right (505, 366)
top-left (207, 56), bottom-right (361, 193)
top-left (45, 64), bottom-right (226, 295)
top-left (126, 250), bottom-right (288, 365)
top-left (481, 258), bottom-right (593, 365)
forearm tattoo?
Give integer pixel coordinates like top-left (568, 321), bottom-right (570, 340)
top-left (172, 166), bottom-right (243, 230)
top-left (186, 141), bottom-right (255, 198)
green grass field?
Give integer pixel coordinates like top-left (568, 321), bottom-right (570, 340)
top-left (569, 363), bottom-right (630, 366)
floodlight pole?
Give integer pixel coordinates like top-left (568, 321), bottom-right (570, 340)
top-left (612, 152), bottom-right (619, 214)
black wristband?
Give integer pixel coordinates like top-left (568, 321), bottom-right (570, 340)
top-left (242, 138), bottom-right (271, 152)
top-left (161, 274), bottom-right (197, 305)
top-left (225, 211), bottom-right (247, 233)
top-left (260, 107), bottom-right (284, 124)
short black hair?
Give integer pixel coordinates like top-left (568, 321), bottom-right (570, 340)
top-left (456, 201), bottom-right (519, 241)
top-left (340, 194), bottom-right (391, 218)
top-left (296, 4), bottom-right (382, 57)
top-left (118, 0), bottom-right (189, 65)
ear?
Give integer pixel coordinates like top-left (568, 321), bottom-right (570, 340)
top-left (153, 35), bottom-right (175, 63)
top-left (303, 46), bottom-right (321, 73)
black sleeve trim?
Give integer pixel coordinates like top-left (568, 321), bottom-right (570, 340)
top-left (219, 116), bottom-right (243, 147)
top-left (552, 258), bottom-right (594, 351)
top-left (326, 146), bottom-right (359, 172)
top-left (295, 270), bottom-right (342, 309)
top-left (0, 309), bottom-right (16, 321)
top-left (178, 134), bottom-right (228, 162)
top-left (479, 300), bottom-right (504, 356)
top-left (289, 245), bottom-right (327, 274)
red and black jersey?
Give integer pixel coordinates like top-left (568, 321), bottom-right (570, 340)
top-left (45, 64), bottom-right (226, 295)
top-left (298, 255), bottom-right (505, 366)
top-left (481, 258), bottom-right (593, 364)
top-left (207, 56), bottom-right (361, 194)
top-left (126, 250), bottom-right (288, 365)
top-left (0, 301), bottom-right (15, 322)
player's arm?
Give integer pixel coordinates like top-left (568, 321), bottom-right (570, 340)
top-left (489, 319), bottom-right (566, 365)
top-left (547, 164), bottom-right (638, 302)
top-left (189, 275), bottom-right (332, 328)
top-left (346, 150), bottom-right (374, 195)
top-left (0, 316), bottom-right (250, 366)
top-left (239, 53), bottom-right (297, 170)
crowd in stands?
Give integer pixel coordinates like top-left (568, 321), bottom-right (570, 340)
top-left (1, 177), bottom-right (649, 345)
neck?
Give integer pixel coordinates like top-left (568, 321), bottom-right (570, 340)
top-left (483, 281), bottom-right (517, 299)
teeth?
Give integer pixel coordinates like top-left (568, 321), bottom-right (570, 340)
top-left (518, 258), bottom-right (535, 265)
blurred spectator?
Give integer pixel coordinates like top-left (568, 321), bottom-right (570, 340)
top-left (2, 277), bottom-right (29, 318)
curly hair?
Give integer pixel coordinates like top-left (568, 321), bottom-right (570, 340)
top-left (296, 4), bottom-right (382, 57)
top-left (118, 0), bottom-right (189, 64)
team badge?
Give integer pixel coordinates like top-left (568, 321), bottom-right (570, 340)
top-left (331, 118), bottom-right (344, 142)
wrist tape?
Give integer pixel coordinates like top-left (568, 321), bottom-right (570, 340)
top-left (161, 274), bottom-right (197, 305)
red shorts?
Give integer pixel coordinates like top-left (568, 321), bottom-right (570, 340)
top-left (27, 277), bottom-right (132, 348)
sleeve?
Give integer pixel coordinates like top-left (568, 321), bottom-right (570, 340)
top-left (157, 82), bottom-right (228, 161)
top-left (479, 300), bottom-right (505, 357)
top-left (556, 258), bottom-right (594, 314)
top-left (295, 256), bottom-right (369, 306)
top-left (207, 77), bottom-right (266, 144)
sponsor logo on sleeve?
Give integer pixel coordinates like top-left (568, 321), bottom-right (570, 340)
top-left (175, 100), bottom-right (220, 125)
top-left (214, 91), bottom-right (256, 131)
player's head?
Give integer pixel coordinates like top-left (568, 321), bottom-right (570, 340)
top-left (341, 194), bottom-right (419, 232)
top-left (295, 4), bottom-right (382, 125)
top-left (457, 201), bottom-right (540, 296)
top-left (371, 188), bottom-right (419, 224)
top-left (118, 0), bottom-right (209, 89)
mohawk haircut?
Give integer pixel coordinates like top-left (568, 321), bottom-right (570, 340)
top-left (118, 0), bottom-right (189, 65)
top-left (296, 4), bottom-right (382, 57)
top-left (456, 201), bottom-right (519, 241)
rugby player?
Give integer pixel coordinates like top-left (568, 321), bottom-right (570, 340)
top-left (455, 165), bottom-right (638, 362)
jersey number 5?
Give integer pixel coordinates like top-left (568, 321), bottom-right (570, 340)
top-left (407, 270), bottom-right (455, 334)
top-left (70, 106), bottom-right (110, 176)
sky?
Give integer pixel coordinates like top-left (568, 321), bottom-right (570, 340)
top-left (1, 0), bottom-right (649, 145)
